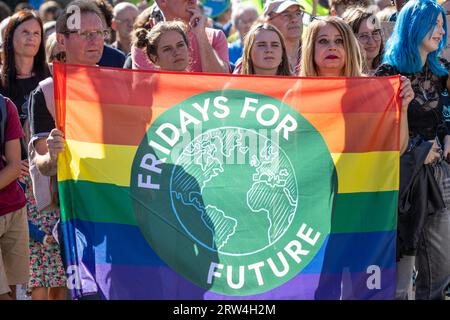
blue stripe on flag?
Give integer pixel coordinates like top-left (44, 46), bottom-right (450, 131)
top-left (62, 220), bottom-right (396, 273)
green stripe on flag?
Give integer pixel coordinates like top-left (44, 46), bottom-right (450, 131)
top-left (59, 180), bottom-right (136, 225)
top-left (332, 191), bottom-right (397, 233)
top-left (59, 180), bottom-right (397, 232)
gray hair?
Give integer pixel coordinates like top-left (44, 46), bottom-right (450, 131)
top-left (231, 2), bottom-right (258, 28)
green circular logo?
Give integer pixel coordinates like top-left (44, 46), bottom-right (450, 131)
top-left (131, 90), bottom-right (337, 296)
top-left (171, 126), bottom-right (298, 256)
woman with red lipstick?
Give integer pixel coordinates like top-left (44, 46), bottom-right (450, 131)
top-left (241, 23), bottom-right (291, 76)
top-left (302, 15), bottom-right (414, 300)
top-left (375, 0), bottom-right (450, 300)
top-left (299, 16), bottom-right (363, 77)
top-left (343, 7), bottom-right (383, 76)
top-left (300, 16), bottom-right (412, 155)
top-left (135, 21), bottom-right (190, 72)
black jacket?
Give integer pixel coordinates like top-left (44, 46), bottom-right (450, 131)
top-left (397, 138), bottom-right (444, 259)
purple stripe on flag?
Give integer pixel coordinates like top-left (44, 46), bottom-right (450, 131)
top-left (72, 264), bottom-right (395, 300)
top-left (206, 268), bottom-right (396, 300)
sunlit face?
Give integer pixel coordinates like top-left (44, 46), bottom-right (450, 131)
top-left (357, 18), bottom-right (382, 62)
top-left (250, 29), bottom-right (283, 75)
top-left (419, 13), bottom-right (445, 54)
top-left (236, 9), bottom-right (258, 38)
top-left (153, 30), bottom-right (189, 71)
top-left (114, 7), bottom-right (138, 40)
top-left (268, 5), bottom-right (303, 42)
top-left (314, 23), bottom-right (346, 76)
top-left (13, 18), bottom-right (41, 58)
top-left (59, 12), bottom-right (104, 65)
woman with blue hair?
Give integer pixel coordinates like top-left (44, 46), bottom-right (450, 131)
top-left (375, 0), bottom-right (450, 300)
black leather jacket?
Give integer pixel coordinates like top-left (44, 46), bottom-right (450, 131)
top-left (397, 137), bottom-right (444, 259)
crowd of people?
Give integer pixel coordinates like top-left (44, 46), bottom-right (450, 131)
top-left (0, 0), bottom-right (449, 300)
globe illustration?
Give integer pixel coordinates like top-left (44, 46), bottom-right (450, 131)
top-left (170, 127), bottom-right (298, 256)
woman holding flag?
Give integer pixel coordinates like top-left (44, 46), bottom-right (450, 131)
top-left (299, 15), bottom-right (413, 299)
top-left (300, 16), bottom-right (413, 154)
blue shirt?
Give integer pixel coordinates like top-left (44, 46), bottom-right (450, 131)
top-left (228, 39), bottom-right (243, 66)
top-left (98, 44), bottom-right (126, 68)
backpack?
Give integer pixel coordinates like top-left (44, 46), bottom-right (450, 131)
top-left (0, 94), bottom-right (7, 161)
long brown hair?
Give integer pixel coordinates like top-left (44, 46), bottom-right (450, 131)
top-left (1, 10), bottom-right (50, 98)
top-left (343, 7), bottom-right (384, 72)
top-left (241, 23), bottom-right (291, 76)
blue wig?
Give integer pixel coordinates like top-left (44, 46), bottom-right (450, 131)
top-left (383, 0), bottom-right (448, 76)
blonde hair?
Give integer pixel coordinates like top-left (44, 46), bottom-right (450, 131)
top-left (300, 16), bottom-right (362, 77)
top-left (134, 21), bottom-right (189, 64)
top-left (241, 23), bottom-right (291, 76)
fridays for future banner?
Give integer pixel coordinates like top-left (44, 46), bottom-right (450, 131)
top-left (54, 63), bottom-right (400, 300)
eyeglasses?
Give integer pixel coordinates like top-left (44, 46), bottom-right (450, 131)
top-left (270, 11), bottom-right (303, 21)
top-left (65, 29), bottom-right (110, 40)
top-left (357, 29), bottom-right (382, 43)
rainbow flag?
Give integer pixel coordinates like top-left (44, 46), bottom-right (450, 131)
top-left (54, 63), bottom-right (400, 300)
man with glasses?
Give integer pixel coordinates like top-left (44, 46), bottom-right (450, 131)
top-left (111, 2), bottom-right (138, 55)
top-left (29, 0), bottom-right (106, 197)
top-left (263, 0), bottom-right (304, 74)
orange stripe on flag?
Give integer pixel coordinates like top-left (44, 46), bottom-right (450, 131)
top-left (62, 99), bottom-right (398, 152)
top-left (55, 63), bottom-right (401, 152)
top-left (55, 64), bottom-right (400, 113)
top-left (303, 113), bottom-right (399, 153)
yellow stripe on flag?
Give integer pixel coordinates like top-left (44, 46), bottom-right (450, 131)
top-left (58, 140), bottom-right (137, 186)
top-left (58, 140), bottom-right (399, 193)
top-left (331, 152), bottom-right (399, 194)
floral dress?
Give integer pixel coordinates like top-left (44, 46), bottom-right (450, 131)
top-left (24, 175), bottom-right (66, 296)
